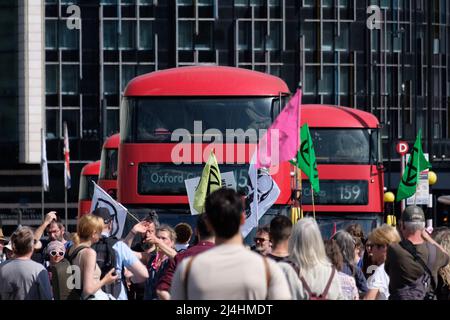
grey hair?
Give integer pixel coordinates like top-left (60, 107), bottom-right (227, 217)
top-left (332, 230), bottom-right (356, 267)
top-left (403, 221), bottom-right (425, 234)
top-left (288, 217), bottom-right (330, 272)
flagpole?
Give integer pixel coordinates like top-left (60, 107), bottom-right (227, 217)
top-left (126, 210), bottom-right (141, 223)
top-left (41, 128), bottom-right (45, 222)
top-left (311, 182), bottom-right (316, 220)
top-left (41, 181), bottom-right (44, 222)
top-left (64, 186), bottom-right (68, 230)
top-left (296, 84), bottom-right (302, 216)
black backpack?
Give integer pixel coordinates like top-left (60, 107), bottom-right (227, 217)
top-left (49, 245), bottom-right (89, 300)
top-left (390, 240), bottom-right (437, 300)
top-left (91, 236), bottom-right (123, 298)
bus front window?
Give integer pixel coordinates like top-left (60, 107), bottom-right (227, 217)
top-left (79, 175), bottom-right (98, 200)
top-left (121, 97), bottom-right (277, 143)
top-left (311, 129), bottom-right (373, 164)
top-left (100, 148), bottom-right (118, 180)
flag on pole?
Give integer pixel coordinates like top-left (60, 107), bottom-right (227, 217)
top-left (396, 129), bottom-right (431, 202)
top-left (242, 152), bottom-right (280, 238)
top-left (291, 123), bottom-right (320, 193)
top-left (41, 128), bottom-right (49, 192)
top-left (256, 89), bottom-right (302, 169)
top-left (193, 150), bottom-right (222, 213)
top-left (63, 122), bottom-right (71, 189)
top-left (90, 182), bottom-right (128, 238)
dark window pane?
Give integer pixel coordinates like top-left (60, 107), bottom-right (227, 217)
top-left (139, 20), bottom-right (153, 49)
top-left (46, 65), bottom-right (58, 94)
top-left (45, 20), bottom-right (57, 49)
top-left (104, 65), bottom-right (119, 94)
top-left (61, 65), bottom-right (79, 94)
top-left (104, 20), bottom-right (118, 50)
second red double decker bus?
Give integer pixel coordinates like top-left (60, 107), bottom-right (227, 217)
top-left (98, 133), bottom-right (120, 199)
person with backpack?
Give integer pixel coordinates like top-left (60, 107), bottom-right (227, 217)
top-left (385, 205), bottom-right (449, 300)
top-left (278, 218), bottom-right (344, 300)
top-left (68, 214), bottom-right (118, 300)
top-left (91, 208), bottom-right (149, 300)
top-left (171, 188), bottom-right (291, 300)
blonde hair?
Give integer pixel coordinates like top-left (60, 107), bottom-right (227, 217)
top-left (434, 229), bottom-right (450, 286)
top-left (289, 218), bottom-right (330, 272)
top-left (368, 224), bottom-right (401, 246)
top-left (72, 214), bottom-right (104, 246)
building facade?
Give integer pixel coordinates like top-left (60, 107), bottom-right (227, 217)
top-left (2, 0), bottom-right (450, 227)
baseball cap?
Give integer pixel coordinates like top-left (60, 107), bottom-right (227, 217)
top-left (401, 205), bottom-right (425, 223)
top-left (92, 207), bottom-right (112, 224)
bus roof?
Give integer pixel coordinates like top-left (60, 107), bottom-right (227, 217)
top-left (302, 105), bottom-right (380, 128)
top-left (102, 133), bottom-right (120, 149)
top-left (124, 66), bottom-right (290, 97)
top-left (81, 160), bottom-right (100, 176)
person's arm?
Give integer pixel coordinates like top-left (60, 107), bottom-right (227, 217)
top-left (118, 242), bottom-right (149, 283)
top-left (34, 211), bottom-right (57, 250)
top-left (363, 289), bottom-right (379, 300)
top-left (123, 221), bottom-right (151, 247)
top-left (156, 289), bottom-right (171, 300)
top-left (81, 248), bottom-right (118, 296)
top-left (148, 234), bottom-right (177, 259)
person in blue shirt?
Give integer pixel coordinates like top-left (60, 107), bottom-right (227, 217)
top-left (92, 208), bottom-right (149, 300)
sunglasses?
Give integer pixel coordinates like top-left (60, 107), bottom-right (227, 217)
top-left (49, 250), bottom-right (65, 257)
top-left (254, 237), bottom-right (269, 243)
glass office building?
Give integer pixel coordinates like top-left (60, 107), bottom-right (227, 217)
top-left (2, 0), bottom-right (450, 227)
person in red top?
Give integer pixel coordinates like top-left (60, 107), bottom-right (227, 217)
top-left (156, 214), bottom-right (215, 300)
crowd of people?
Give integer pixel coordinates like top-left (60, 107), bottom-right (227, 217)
top-left (0, 188), bottom-right (449, 300)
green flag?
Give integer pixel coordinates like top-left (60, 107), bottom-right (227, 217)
top-left (396, 129), bottom-right (431, 202)
top-left (193, 150), bottom-right (222, 213)
top-left (291, 123), bottom-right (320, 193)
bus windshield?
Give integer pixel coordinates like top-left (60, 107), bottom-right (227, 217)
top-left (99, 148), bottom-right (118, 180)
top-left (311, 128), bottom-right (379, 164)
top-left (121, 97), bottom-right (279, 143)
top-left (79, 174), bottom-right (98, 200)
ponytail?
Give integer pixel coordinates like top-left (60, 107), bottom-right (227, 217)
top-left (72, 233), bottom-right (80, 247)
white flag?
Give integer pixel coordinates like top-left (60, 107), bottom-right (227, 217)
top-left (241, 152), bottom-right (280, 238)
top-left (90, 181), bottom-right (128, 239)
top-left (41, 128), bottom-right (49, 192)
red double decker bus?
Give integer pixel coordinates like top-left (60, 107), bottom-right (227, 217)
top-left (118, 66), bottom-right (291, 228)
top-left (118, 66), bottom-right (384, 236)
top-left (98, 133), bottom-right (120, 199)
top-left (300, 105), bottom-right (384, 236)
top-left (78, 160), bottom-right (100, 218)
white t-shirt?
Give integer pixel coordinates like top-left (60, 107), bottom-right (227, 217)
top-left (171, 244), bottom-right (291, 300)
top-left (367, 263), bottom-right (390, 300)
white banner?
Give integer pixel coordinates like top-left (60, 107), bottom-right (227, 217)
top-left (90, 182), bottom-right (128, 238)
top-left (241, 157), bottom-right (280, 238)
top-left (185, 171), bottom-right (237, 215)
